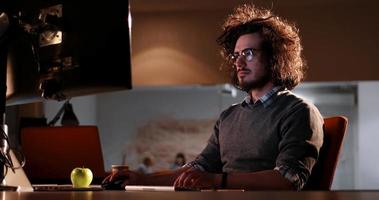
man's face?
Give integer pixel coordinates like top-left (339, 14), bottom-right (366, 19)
top-left (233, 33), bottom-right (270, 92)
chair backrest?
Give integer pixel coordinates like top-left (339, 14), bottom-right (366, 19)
top-left (21, 126), bottom-right (107, 184)
top-left (303, 116), bottom-right (348, 190)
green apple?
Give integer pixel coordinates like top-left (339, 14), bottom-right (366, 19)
top-left (70, 167), bottom-right (93, 188)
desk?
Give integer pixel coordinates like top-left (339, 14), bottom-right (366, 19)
top-left (2, 191), bottom-right (379, 200)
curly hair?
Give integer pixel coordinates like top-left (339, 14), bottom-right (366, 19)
top-left (217, 4), bottom-right (306, 90)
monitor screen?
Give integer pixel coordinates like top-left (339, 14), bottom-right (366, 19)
top-left (2, 0), bottom-right (132, 106)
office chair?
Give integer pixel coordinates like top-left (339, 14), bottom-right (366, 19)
top-left (21, 126), bottom-right (108, 184)
top-left (303, 116), bottom-right (348, 190)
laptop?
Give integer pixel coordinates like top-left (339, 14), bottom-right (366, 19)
top-left (32, 184), bottom-right (103, 191)
top-left (4, 150), bottom-right (103, 192)
top-left (20, 126), bottom-right (107, 185)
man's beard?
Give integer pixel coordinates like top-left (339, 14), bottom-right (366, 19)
top-left (237, 72), bottom-right (271, 92)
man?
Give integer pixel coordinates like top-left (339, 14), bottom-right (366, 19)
top-left (137, 156), bottom-right (154, 174)
top-left (102, 4), bottom-right (323, 191)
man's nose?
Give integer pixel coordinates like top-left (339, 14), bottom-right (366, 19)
top-left (234, 56), bottom-right (245, 69)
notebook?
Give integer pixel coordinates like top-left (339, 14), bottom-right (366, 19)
top-left (124, 185), bottom-right (201, 192)
top-left (124, 185), bottom-right (175, 192)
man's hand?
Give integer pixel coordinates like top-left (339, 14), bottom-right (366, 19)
top-left (173, 168), bottom-right (221, 190)
top-left (102, 169), bottom-right (146, 190)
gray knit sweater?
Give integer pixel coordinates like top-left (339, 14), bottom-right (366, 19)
top-left (191, 89), bottom-right (324, 190)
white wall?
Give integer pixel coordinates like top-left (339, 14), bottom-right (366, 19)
top-left (95, 86), bottom-right (236, 170)
top-left (43, 95), bottom-right (97, 125)
top-left (356, 81), bottom-right (379, 189)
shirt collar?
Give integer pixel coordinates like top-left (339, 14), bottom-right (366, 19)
top-left (242, 86), bottom-right (284, 108)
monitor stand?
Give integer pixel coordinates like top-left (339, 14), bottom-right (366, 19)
top-left (0, 15), bottom-right (21, 191)
top-left (2, 149), bottom-right (33, 192)
top-left (0, 125), bottom-right (21, 191)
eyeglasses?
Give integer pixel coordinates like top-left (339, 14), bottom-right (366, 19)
top-left (229, 48), bottom-right (261, 64)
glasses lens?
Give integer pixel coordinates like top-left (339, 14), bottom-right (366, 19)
top-left (242, 49), bottom-right (254, 62)
top-left (229, 48), bottom-right (256, 66)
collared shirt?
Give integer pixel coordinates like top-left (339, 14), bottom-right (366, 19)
top-left (242, 86), bottom-right (284, 108)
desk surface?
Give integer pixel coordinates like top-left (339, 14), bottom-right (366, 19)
top-left (2, 191), bottom-right (379, 200)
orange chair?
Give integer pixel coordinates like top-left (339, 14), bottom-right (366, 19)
top-left (21, 126), bottom-right (108, 184)
top-left (303, 116), bottom-right (348, 190)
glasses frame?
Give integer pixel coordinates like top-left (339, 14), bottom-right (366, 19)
top-left (229, 48), bottom-right (261, 66)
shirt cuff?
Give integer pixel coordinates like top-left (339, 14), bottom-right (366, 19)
top-left (274, 165), bottom-right (305, 191)
top-left (183, 162), bottom-right (206, 171)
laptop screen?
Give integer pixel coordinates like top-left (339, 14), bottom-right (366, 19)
top-left (20, 126), bottom-right (107, 184)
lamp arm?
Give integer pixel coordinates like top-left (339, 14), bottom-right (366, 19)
top-left (47, 99), bottom-right (70, 126)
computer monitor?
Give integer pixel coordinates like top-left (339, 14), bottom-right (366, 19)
top-left (0, 0), bottom-right (131, 188)
top-left (2, 0), bottom-right (132, 106)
